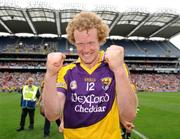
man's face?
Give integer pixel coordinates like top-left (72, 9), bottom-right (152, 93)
top-left (28, 80), bottom-right (33, 87)
top-left (74, 28), bottom-right (100, 68)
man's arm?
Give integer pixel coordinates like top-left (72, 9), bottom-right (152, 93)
top-left (105, 45), bottom-right (137, 122)
top-left (42, 52), bottom-right (66, 121)
top-left (35, 89), bottom-right (41, 106)
top-left (36, 89), bottom-right (41, 99)
top-left (114, 66), bottom-right (137, 121)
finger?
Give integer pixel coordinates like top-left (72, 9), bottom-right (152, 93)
top-left (62, 53), bottom-right (66, 59)
top-left (59, 124), bottom-right (64, 133)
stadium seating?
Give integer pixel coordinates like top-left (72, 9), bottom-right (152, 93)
top-left (0, 36), bottom-right (179, 93)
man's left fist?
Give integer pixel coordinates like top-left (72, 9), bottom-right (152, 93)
top-left (105, 45), bottom-right (124, 72)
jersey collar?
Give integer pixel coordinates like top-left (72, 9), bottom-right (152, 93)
top-left (75, 51), bottom-right (105, 75)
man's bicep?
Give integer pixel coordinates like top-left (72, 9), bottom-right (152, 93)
top-left (57, 91), bottom-right (66, 102)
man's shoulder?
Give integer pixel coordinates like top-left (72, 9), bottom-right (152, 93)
top-left (60, 63), bottom-right (77, 73)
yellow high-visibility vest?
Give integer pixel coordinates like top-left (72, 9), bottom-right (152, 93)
top-left (22, 85), bottom-right (38, 101)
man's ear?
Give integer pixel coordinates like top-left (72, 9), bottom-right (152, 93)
top-left (100, 40), bottom-right (106, 46)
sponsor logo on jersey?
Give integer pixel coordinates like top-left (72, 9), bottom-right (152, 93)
top-left (70, 80), bottom-right (77, 90)
top-left (71, 92), bottom-right (110, 113)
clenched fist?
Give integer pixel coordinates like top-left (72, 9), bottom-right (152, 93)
top-left (105, 45), bottom-right (124, 72)
top-left (46, 52), bottom-right (66, 76)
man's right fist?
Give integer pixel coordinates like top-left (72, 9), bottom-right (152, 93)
top-left (46, 52), bottom-right (66, 76)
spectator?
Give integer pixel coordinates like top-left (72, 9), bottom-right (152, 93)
top-left (16, 77), bottom-right (40, 131)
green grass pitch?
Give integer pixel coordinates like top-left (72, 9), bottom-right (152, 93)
top-left (0, 92), bottom-right (180, 139)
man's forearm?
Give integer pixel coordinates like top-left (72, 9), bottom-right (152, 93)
top-left (114, 67), bottom-right (137, 122)
top-left (42, 73), bottom-right (62, 121)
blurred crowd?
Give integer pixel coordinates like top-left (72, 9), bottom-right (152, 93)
top-left (2, 43), bottom-right (57, 54)
top-left (0, 72), bottom-right (44, 92)
top-left (131, 73), bottom-right (180, 92)
top-left (0, 62), bottom-right (46, 67)
top-left (128, 63), bottom-right (179, 69)
top-left (0, 72), bottom-right (179, 93)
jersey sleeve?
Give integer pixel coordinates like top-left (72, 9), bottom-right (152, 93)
top-left (56, 66), bottom-right (68, 95)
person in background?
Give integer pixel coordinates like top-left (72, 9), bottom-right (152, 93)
top-left (43, 11), bottom-right (137, 139)
top-left (37, 81), bottom-right (61, 138)
top-left (16, 77), bottom-right (40, 131)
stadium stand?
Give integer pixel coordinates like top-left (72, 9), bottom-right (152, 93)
top-left (0, 6), bottom-right (179, 93)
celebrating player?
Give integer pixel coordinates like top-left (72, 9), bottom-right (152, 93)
top-left (42, 11), bottom-right (137, 139)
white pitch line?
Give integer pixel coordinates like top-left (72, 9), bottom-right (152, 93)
top-left (132, 129), bottom-right (149, 139)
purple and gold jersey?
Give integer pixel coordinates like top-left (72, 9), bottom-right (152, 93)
top-left (57, 51), bottom-right (122, 139)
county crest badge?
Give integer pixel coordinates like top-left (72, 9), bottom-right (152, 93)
top-left (101, 77), bottom-right (112, 91)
